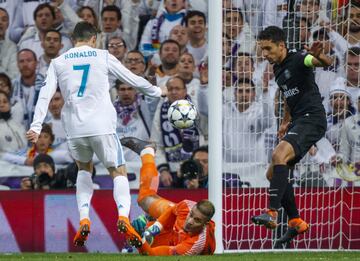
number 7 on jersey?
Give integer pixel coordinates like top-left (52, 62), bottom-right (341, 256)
top-left (73, 64), bottom-right (90, 97)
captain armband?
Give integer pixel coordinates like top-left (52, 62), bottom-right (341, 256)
top-left (304, 54), bottom-right (315, 68)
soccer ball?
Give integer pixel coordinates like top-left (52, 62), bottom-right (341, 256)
top-left (167, 99), bottom-right (197, 129)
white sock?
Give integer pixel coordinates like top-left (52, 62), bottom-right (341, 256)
top-left (76, 170), bottom-right (94, 221)
top-left (113, 175), bottom-right (131, 217)
top-left (140, 147), bottom-right (155, 157)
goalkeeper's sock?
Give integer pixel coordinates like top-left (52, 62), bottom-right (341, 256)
top-left (76, 170), bottom-right (94, 221)
top-left (138, 152), bottom-right (159, 203)
top-left (281, 182), bottom-right (299, 220)
top-left (269, 165), bottom-right (289, 210)
top-left (113, 175), bottom-right (131, 217)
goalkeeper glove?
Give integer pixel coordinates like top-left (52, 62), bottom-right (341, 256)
top-left (143, 222), bottom-right (162, 246)
top-left (131, 215), bottom-right (148, 236)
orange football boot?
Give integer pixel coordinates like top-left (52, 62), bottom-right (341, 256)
top-left (73, 218), bottom-right (91, 247)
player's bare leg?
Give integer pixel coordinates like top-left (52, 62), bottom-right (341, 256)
top-left (73, 160), bottom-right (94, 246)
top-left (109, 165), bottom-right (142, 247)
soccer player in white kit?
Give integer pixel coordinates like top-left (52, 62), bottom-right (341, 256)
top-left (26, 22), bottom-right (164, 247)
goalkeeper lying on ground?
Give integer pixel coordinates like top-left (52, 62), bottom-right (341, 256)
top-left (120, 137), bottom-right (216, 256)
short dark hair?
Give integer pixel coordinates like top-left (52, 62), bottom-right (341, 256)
top-left (191, 145), bottom-right (208, 160)
top-left (258, 26), bottom-right (287, 45)
top-left (41, 123), bottom-right (55, 143)
top-left (34, 3), bottom-right (55, 21)
top-left (166, 75), bottom-right (186, 89)
top-left (17, 48), bottom-right (37, 61)
top-left (101, 5), bottom-right (122, 21)
top-left (313, 28), bottom-right (329, 40)
top-left (107, 35), bottom-right (127, 49)
top-left (195, 200), bottom-right (215, 221)
top-left (0, 73), bottom-right (12, 90)
top-left (0, 7), bottom-right (9, 19)
top-left (72, 21), bottom-right (97, 42)
top-left (0, 89), bottom-right (10, 101)
top-left (185, 10), bottom-right (206, 27)
top-left (233, 52), bottom-right (254, 68)
top-left (33, 154), bottom-right (55, 172)
top-left (160, 39), bottom-right (181, 54)
top-left (225, 8), bottom-right (244, 22)
top-left (77, 6), bottom-right (99, 30)
top-left (126, 50), bottom-right (145, 60)
top-left (347, 47), bottom-right (360, 57)
top-left (44, 29), bottom-right (62, 43)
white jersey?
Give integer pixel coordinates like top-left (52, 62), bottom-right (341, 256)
top-left (30, 45), bottom-right (162, 138)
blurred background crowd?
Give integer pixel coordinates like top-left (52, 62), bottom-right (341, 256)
top-left (0, 0), bottom-right (359, 190)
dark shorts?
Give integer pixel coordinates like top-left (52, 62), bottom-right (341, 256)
top-left (283, 113), bottom-right (327, 166)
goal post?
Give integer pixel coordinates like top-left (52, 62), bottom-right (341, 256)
top-left (209, 0), bottom-right (360, 252)
top-left (208, 0), bottom-right (224, 254)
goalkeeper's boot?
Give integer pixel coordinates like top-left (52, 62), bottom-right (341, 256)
top-left (277, 218), bottom-right (309, 244)
top-left (117, 216), bottom-right (143, 248)
top-left (120, 137), bottom-right (156, 155)
top-left (251, 210), bottom-right (278, 229)
top-left (73, 218), bottom-right (91, 247)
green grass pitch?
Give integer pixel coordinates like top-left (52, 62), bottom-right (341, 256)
top-left (0, 252), bottom-right (359, 260)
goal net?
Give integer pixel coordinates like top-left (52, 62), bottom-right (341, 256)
top-left (219, 0), bottom-right (360, 251)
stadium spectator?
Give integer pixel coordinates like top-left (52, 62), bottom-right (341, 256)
top-left (37, 30), bottom-right (63, 77)
top-left (177, 52), bottom-right (207, 139)
top-left (0, 73), bottom-right (23, 123)
top-left (114, 80), bottom-right (153, 162)
top-left (20, 153), bottom-right (57, 190)
top-left (140, 0), bottom-right (187, 60)
top-left (345, 2), bottom-right (360, 46)
top-left (344, 47), bottom-right (360, 105)
top-left (53, 2), bottom-right (103, 49)
top-left (223, 8), bottom-right (256, 61)
top-left (155, 39), bottom-right (181, 88)
top-left (298, 17), bottom-right (311, 50)
top-left (223, 78), bottom-right (273, 163)
top-left (76, 6), bottom-right (99, 30)
top-left (100, 5), bottom-right (137, 51)
top-left (1, 123), bottom-right (55, 166)
top-left (124, 50), bottom-right (147, 76)
top-left (170, 25), bottom-right (189, 53)
top-left (18, 3), bottom-right (72, 60)
top-left (0, 8), bottom-right (19, 80)
top-left (263, 0), bottom-right (288, 29)
top-left (150, 25), bottom-right (189, 67)
top-left (178, 145), bottom-right (209, 189)
top-left (326, 82), bottom-right (355, 152)
top-left (45, 88), bottom-right (70, 160)
top-left (233, 52), bottom-right (255, 84)
top-left (338, 95), bottom-right (360, 168)
top-left (120, 136), bottom-right (215, 255)
top-left (107, 35), bottom-right (128, 100)
top-left (20, 153), bottom-right (79, 190)
top-left (11, 49), bottom-right (45, 129)
top-left (0, 90), bottom-right (27, 154)
top-left (0, 0), bottom-right (24, 43)
top-left (123, 50), bottom-right (160, 121)
top-left (150, 76), bottom-right (200, 187)
top-left (185, 11), bottom-right (207, 67)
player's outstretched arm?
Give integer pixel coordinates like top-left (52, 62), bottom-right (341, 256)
top-left (107, 53), bottom-right (164, 97)
top-left (28, 62), bottom-right (58, 138)
top-left (304, 41), bottom-right (333, 67)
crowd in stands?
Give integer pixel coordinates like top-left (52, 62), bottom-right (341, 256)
top-left (0, 0), bottom-right (359, 189)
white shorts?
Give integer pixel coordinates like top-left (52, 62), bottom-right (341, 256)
top-left (67, 134), bottom-right (125, 168)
